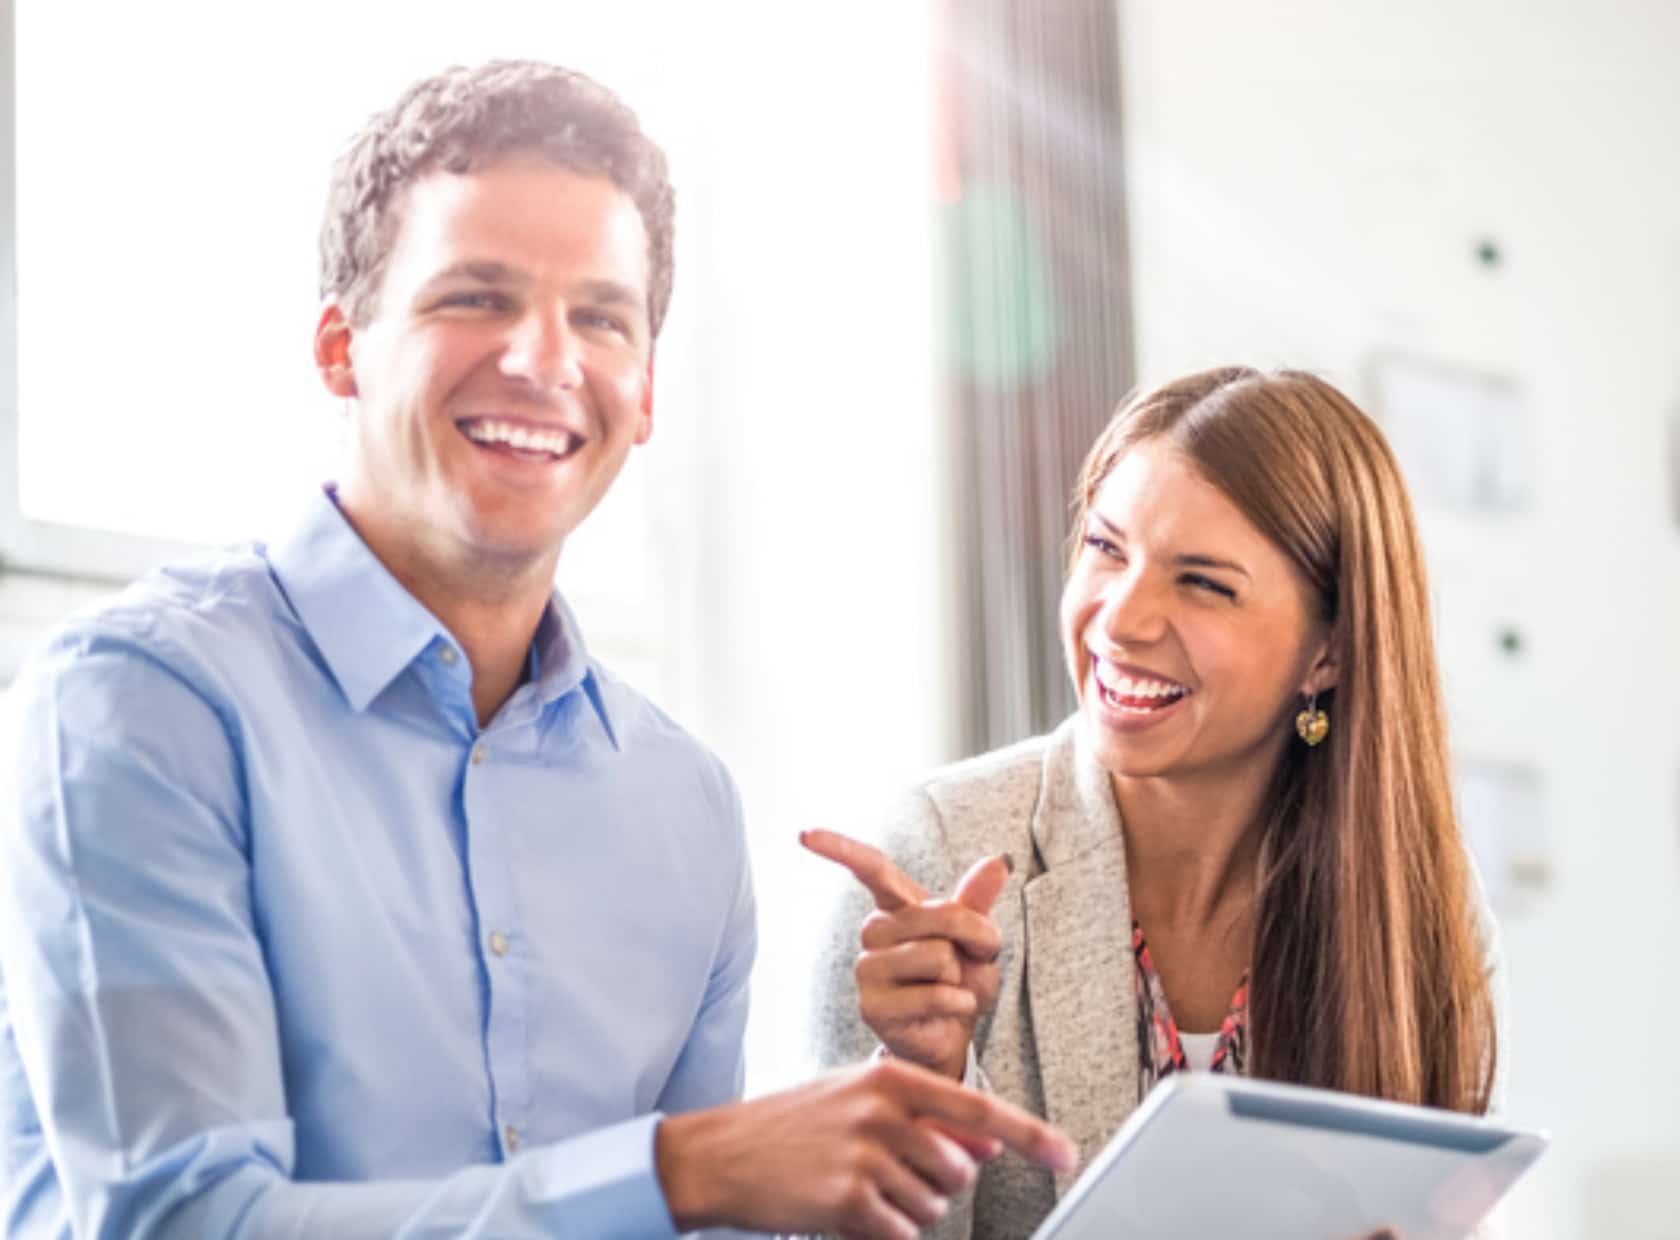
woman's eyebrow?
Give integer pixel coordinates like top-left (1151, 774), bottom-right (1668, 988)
top-left (1089, 513), bottom-right (1250, 579)
top-left (1175, 553), bottom-right (1250, 580)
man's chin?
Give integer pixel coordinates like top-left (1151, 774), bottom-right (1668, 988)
top-left (449, 515), bottom-right (567, 577)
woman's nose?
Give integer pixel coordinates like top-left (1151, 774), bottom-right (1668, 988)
top-left (1096, 573), bottom-right (1169, 646)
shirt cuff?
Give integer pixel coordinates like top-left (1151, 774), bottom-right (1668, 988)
top-left (520, 1112), bottom-right (681, 1238)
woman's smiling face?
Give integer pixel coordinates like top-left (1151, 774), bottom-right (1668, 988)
top-left (1060, 437), bottom-right (1333, 783)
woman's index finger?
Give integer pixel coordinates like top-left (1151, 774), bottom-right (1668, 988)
top-left (799, 828), bottom-right (929, 911)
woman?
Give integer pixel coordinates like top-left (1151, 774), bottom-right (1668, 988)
top-left (806, 367), bottom-right (1504, 1240)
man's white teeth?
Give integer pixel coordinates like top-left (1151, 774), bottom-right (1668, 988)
top-left (463, 420), bottom-right (576, 456)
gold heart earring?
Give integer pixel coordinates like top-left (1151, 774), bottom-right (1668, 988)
top-left (1295, 692), bottom-right (1329, 747)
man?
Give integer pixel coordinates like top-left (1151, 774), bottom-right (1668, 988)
top-left (0, 62), bottom-right (1072, 1238)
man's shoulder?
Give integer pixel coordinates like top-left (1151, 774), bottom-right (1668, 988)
top-left (26, 543), bottom-right (293, 692)
top-left (585, 660), bottom-right (741, 821)
top-left (5, 546), bottom-right (294, 805)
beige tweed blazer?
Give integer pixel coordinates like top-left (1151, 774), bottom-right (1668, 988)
top-left (807, 715), bottom-right (1508, 1240)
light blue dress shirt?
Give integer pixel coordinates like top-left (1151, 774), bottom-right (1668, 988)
top-left (0, 488), bottom-right (756, 1238)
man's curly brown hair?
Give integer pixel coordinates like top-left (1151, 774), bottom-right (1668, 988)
top-left (318, 60), bottom-right (675, 336)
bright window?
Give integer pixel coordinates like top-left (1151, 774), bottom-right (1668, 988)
top-left (7, 1), bottom-right (701, 614)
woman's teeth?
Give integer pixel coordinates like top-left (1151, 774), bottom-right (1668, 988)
top-left (1093, 663), bottom-right (1188, 712)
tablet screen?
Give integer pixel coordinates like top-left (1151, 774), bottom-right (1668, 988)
top-left (1033, 1075), bottom-right (1546, 1240)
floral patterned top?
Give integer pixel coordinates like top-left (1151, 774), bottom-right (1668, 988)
top-left (1132, 921), bottom-right (1249, 1100)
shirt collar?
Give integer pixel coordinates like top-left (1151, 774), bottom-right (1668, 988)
top-left (270, 487), bottom-right (447, 712)
top-left (531, 592), bottom-right (619, 747)
top-left (269, 487), bottom-right (617, 743)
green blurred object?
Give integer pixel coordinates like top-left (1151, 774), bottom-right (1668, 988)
top-left (943, 177), bottom-right (1062, 388)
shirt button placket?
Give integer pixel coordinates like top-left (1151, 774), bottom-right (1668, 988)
top-left (467, 735), bottom-right (524, 1157)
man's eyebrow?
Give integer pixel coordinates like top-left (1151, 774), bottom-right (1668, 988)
top-left (422, 260), bottom-right (526, 288)
top-left (574, 279), bottom-right (644, 310)
top-left (1087, 512), bottom-right (1251, 579)
top-left (422, 268), bottom-right (643, 310)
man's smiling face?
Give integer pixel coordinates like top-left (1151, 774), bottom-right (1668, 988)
top-left (325, 157), bottom-right (653, 574)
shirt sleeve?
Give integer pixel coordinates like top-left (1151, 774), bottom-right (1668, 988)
top-left (652, 767), bottom-right (757, 1118)
top-left (0, 635), bottom-right (682, 1240)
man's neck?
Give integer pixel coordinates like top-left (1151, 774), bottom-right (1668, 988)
top-left (440, 586), bottom-right (553, 727)
top-left (335, 494), bottom-right (557, 727)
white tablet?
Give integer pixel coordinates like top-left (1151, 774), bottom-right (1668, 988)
top-left (1032, 1074), bottom-right (1547, 1240)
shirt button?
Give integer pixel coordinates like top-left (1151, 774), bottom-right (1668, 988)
top-left (471, 744), bottom-right (485, 765)
top-left (439, 646), bottom-right (458, 666)
top-left (488, 930), bottom-right (508, 957)
top-left (504, 1124), bottom-right (521, 1152)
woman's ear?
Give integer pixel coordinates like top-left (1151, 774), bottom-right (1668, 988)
top-left (1300, 639), bottom-right (1338, 697)
top-left (314, 302), bottom-right (358, 398)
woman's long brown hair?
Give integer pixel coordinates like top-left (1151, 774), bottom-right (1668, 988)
top-left (1071, 367), bottom-right (1497, 1114)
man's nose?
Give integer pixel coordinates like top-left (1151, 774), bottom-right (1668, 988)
top-left (500, 309), bottom-right (583, 393)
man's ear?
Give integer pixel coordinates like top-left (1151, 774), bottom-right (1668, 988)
top-left (633, 353), bottom-right (655, 446)
top-left (314, 302), bottom-right (358, 398)
top-left (1300, 639), bottom-right (1338, 698)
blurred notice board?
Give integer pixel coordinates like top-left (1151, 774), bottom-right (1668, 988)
top-left (1371, 356), bottom-right (1532, 515)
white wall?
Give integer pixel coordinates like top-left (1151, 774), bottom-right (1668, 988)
top-left (628, 2), bottom-right (961, 1095)
top-left (1118, 3), bottom-right (1680, 1236)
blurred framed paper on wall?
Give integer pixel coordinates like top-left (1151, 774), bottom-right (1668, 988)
top-left (1369, 355), bottom-right (1532, 515)
top-left (1455, 758), bottom-right (1550, 916)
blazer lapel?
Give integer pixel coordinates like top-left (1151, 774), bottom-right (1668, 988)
top-left (1022, 717), bottom-right (1139, 1196)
